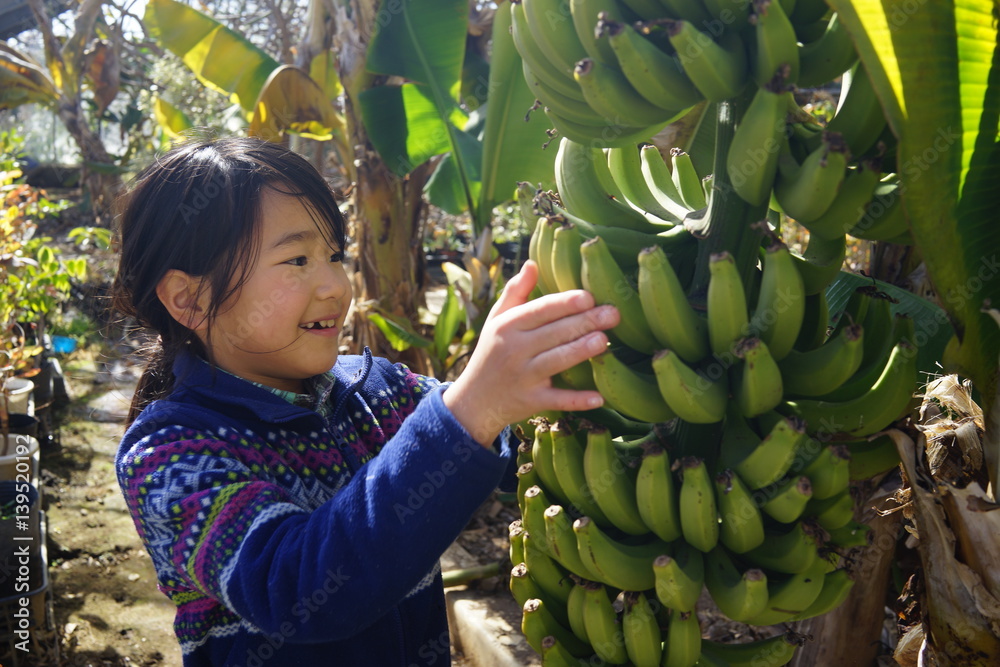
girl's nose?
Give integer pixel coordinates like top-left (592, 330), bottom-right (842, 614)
top-left (317, 261), bottom-right (350, 300)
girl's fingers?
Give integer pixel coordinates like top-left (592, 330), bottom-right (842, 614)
top-left (537, 387), bottom-right (605, 413)
top-left (531, 331), bottom-right (609, 379)
top-left (528, 305), bottom-right (619, 352)
top-left (489, 260), bottom-right (538, 319)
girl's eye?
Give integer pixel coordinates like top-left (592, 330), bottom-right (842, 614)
top-left (330, 252), bottom-right (344, 263)
top-left (287, 257), bottom-right (308, 267)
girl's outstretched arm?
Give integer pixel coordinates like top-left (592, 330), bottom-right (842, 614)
top-left (443, 260), bottom-right (620, 446)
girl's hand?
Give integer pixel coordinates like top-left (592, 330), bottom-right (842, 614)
top-left (443, 260), bottom-right (619, 446)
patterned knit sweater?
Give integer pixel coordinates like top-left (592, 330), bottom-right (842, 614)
top-left (116, 349), bottom-right (517, 666)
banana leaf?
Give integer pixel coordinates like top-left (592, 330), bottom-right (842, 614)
top-left (828, 0), bottom-right (1000, 421)
top-left (144, 0), bottom-right (278, 114)
top-left (358, 83), bottom-right (471, 175)
top-left (365, 0), bottom-right (476, 212)
top-left (153, 97), bottom-right (193, 139)
top-left (826, 271), bottom-right (954, 380)
top-left (366, 309), bottom-right (432, 353)
top-left (472, 0), bottom-right (556, 231)
top-left (249, 65), bottom-right (344, 141)
top-left (0, 44), bottom-right (57, 110)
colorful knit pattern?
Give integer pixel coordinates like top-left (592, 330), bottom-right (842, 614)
top-left (118, 361), bottom-right (438, 654)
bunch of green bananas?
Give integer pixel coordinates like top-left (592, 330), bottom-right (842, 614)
top-left (507, 0), bottom-right (920, 661)
top-left (509, 145), bottom-right (916, 664)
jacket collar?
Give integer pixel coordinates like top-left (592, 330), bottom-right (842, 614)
top-left (171, 347), bottom-right (374, 425)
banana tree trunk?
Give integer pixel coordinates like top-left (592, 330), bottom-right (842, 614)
top-left (57, 97), bottom-right (120, 218)
top-left (331, 0), bottom-right (432, 373)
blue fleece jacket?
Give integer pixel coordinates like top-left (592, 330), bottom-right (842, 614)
top-left (116, 348), bottom-right (517, 666)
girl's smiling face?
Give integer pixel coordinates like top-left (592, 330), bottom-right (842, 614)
top-left (201, 188), bottom-right (352, 393)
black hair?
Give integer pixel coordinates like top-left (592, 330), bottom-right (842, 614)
top-left (111, 136), bottom-right (347, 425)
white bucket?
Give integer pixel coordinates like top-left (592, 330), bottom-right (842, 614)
top-left (4, 377), bottom-right (34, 416)
top-left (0, 433), bottom-right (39, 484)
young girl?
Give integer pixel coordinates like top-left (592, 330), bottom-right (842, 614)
top-left (112, 137), bottom-right (618, 666)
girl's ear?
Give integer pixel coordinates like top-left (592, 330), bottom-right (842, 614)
top-left (156, 269), bottom-right (210, 331)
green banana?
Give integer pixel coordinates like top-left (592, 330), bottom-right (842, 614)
top-left (521, 0), bottom-right (588, 77)
top-left (794, 568), bottom-right (854, 620)
top-left (700, 632), bottom-right (802, 666)
top-left (545, 504), bottom-right (598, 578)
top-left (581, 582), bottom-right (629, 664)
top-left (528, 217), bottom-right (553, 294)
top-left (607, 145), bottom-right (684, 223)
top-left (779, 323), bottom-right (864, 397)
top-left (827, 62), bottom-right (886, 158)
top-left (733, 337), bottom-right (784, 418)
top-left (511, 563), bottom-right (573, 628)
top-left (550, 223), bottom-right (584, 294)
top-left (789, 0), bottom-right (832, 28)
top-left (574, 516), bottom-right (670, 590)
top-left (743, 520), bottom-right (822, 574)
top-left (703, 546), bottom-right (769, 622)
top-left (715, 469), bottom-right (766, 553)
top-left (566, 579), bottom-right (591, 643)
top-left (707, 251), bottom-right (751, 357)
top-left (541, 635), bottom-right (590, 666)
top-left (664, 609), bottom-right (703, 667)
top-left (538, 193), bottom-right (695, 268)
top-left (727, 75), bottom-right (789, 206)
top-left (638, 245), bottom-right (710, 363)
top-left (545, 107), bottom-right (666, 148)
top-left (623, 592), bottom-right (664, 667)
top-left (639, 143), bottom-right (695, 220)
top-left (819, 296), bottom-right (900, 401)
top-left (794, 290), bottom-right (829, 351)
top-left (804, 488), bottom-right (854, 530)
top-left (671, 148), bottom-right (707, 210)
top-left (538, 216), bottom-right (561, 294)
top-left (797, 12), bottom-right (859, 88)
top-left (583, 423), bottom-right (651, 535)
top-left (518, 462), bottom-right (541, 518)
top-left (790, 228), bottom-right (847, 295)
top-left (574, 57), bottom-right (687, 127)
top-left (555, 138), bottom-right (671, 232)
top-left (636, 445), bottom-right (683, 542)
top-left (603, 19), bottom-right (704, 112)
top-left (658, 19), bottom-right (748, 102)
top-left (703, 0), bottom-right (751, 23)
top-left (720, 410), bottom-right (806, 488)
top-left (570, 0), bottom-right (626, 65)
top-left (653, 543), bottom-right (705, 612)
top-left (849, 176), bottom-right (909, 241)
top-left (580, 237), bottom-right (659, 353)
top-left (826, 520), bottom-right (871, 548)
top-left (590, 350), bottom-right (678, 423)
top-left (524, 531), bottom-right (575, 604)
top-left (798, 443), bottom-right (851, 498)
top-left (511, 0), bottom-right (586, 100)
top-left (532, 422), bottom-right (573, 505)
top-left (550, 419), bottom-right (612, 525)
top-left (652, 349), bottom-right (728, 424)
top-left (751, 240), bottom-right (806, 361)
top-left (745, 558), bottom-right (827, 625)
top-left (522, 61), bottom-right (608, 127)
top-left (773, 132), bottom-right (849, 223)
top-left (522, 598), bottom-right (594, 657)
top-left (799, 160), bottom-right (881, 241)
top-left (522, 483), bottom-right (554, 552)
top-left (751, 0), bottom-right (800, 86)
top-left (846, 433), bottom-right (901, 480)
top-left (779, 340), bottom-right (918, 437)
top-left (679, 456), bottom-right (720, 552)
top-left (510, 520), bottom-right (526, 566)
top-left (759, 475), bottom-right (813, 523)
